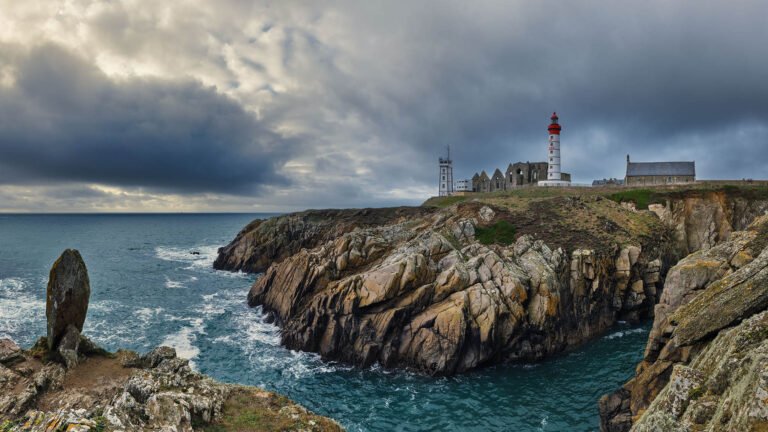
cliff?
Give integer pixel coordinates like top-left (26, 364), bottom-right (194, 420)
top-left (213, 207), bottom-right (435, 273)
top-left (599, 215), bottom-right (768, 431)
top-left (216, 186), bottom-right (768, 376)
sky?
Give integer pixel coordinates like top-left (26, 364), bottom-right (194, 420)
top-left (0, 0), bottom-right (766, 212)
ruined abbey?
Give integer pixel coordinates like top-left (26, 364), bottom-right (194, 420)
top-left (471, 162), bottom-right (571, 192)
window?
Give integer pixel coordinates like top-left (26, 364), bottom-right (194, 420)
top-left (442, 175), bottom-right (445, 181)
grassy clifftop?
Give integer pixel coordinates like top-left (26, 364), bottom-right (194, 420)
top-left (422, 183), bottom-right (768, 254)
top-left (423, 183), bottom-right (768, 210)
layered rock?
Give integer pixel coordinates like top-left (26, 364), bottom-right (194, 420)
top-left (648, 190), bottom-right (768, 255)
top-left (246, 200), bottom-right (671, 375)
top-left (220, 187), bottom-right (768, 378)
top-left (599, 215), bottom-right (768, 431)
top-left (0, 344), bottom-right (341, 432)
top-left (214, 207), bottom-right (435, 273)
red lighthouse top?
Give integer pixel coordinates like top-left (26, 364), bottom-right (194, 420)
top-left (548, 112), bottom-right (561, 135)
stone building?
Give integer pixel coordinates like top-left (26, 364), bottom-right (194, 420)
top-left (471, 162), bottom-right (570, 192)
top-left (624, 155), bottom-right (695, 186)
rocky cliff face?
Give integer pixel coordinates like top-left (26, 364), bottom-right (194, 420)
top-left (599, 215), bottom-right (768, 431)
top-left (218, 188), bottom-right (768, 377)
top-left (648, 190), bottom-right (768, 256)
top-left (242, 198), bottom-right (673, 375)
top-left (214, 207), bottom-right (435, 273)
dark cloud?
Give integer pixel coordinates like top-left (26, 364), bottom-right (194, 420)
top-left (0, 44), bottom-right (293, 194)
top-left (0, 1), bottom-right (767, 211)
top-left (303, 1), bottom-right (768, 184)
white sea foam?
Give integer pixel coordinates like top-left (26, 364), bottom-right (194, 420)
top-left (164, 276), bottom-right (184, 289)
top-left (538, 416), bottom-right (549, 431)
top-left (161, 326), bottom-right (201, 370)
top-left (604, 327), bottom-right (647, 340)
top-left (90, 300), bottom-right (120, 313)
top-left (155, 245), bottom-right (220, 271)
top-left (0, 277), bottom-right (44, 341)
top-left (135, 307), bottom-right (165, 322)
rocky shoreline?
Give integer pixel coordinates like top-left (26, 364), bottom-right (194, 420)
top-left (0, 250), bottom-right (342, 432)
top-left (217, 187), bottom-right (768, 376)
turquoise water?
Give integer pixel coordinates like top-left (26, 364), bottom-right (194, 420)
top-left (0, 214), bottom-right (648, 431)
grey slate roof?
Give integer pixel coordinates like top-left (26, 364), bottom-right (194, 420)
top-left (626, 161), bottom-right (695, 177)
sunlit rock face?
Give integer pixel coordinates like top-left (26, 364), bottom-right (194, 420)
top-left (237, 198), bottom-right (673, 375)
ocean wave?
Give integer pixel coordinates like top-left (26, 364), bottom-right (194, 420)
top-left (0, 277), bottom-right (45, 342)
top-left (154, 245), bottom-right (220, 271)
top-left (135, 307), bottom-right (165, 322)
top-left (161, 325), bottom-right (201, 370)
top-left (603, 327), bottom-right (647, 340)
top-left (164, 276), bottom-right (185, 289)
top-left (90, 299), bottom-right (121, 313)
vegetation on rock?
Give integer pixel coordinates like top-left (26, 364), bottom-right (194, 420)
top-left (474, 220), bottom-right (516, 245)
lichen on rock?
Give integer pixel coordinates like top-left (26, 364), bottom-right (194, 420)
top-left (600, 215), bottom-right (768, 432)
top-left (240, 199), bottom-right (670, 375)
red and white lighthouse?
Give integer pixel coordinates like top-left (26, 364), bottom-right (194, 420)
top-left (539, 112), bottom-right (571, 186)
top-left (547, 112), bottom-right (561, 180)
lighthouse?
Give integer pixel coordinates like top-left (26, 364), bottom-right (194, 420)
top-left (438, 145), bottom-right (454, 196)
top-left (539, 112), bottom-right (571, 186)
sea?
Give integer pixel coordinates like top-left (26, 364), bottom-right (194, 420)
top-left (0, 213), bottom-right (649, 431)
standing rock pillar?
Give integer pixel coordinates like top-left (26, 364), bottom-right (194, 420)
top-left (46, 249), bottom-right (90, 368)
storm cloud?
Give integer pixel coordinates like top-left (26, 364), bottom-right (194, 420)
top-left (0, 0), bottom-right (766, 211)
top-left (0, 44), bottom-right (292, 194)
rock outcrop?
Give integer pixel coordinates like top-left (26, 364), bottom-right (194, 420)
top-left (45, 249), bottom-right (90, 368)
top-left (243, 198), bottom-right (673, 375)
top-left (599, 215), bottom-right (768, 431)
top-left (648, 190), bottom-right (768, 255)
top-left (1, 250), bottom-right (342, 432)
top-left (0, 343), bottom-right (342, 432)
top-left (214, 207), bottom-right (435, 273)
top-left (218, 187), bottom-right (768, 377)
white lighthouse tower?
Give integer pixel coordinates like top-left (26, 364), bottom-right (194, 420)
top-left (539, 112), bottom-right (571, 186)
top-left (438, 146), bottom-right (454, 196)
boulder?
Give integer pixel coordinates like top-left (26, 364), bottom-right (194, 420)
top-left (0, 338), bottom-right (22, 366)
top-left (56, 325), bottom-right (81, 369)
top-left (46, 249), bottom-right (90, 353)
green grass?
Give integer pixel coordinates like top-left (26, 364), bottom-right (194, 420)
top-left (475, 220), bottom-right (517, 245)
top-left (607, 189), bottom-right (660, 210)
top-left (423, 195), bottom-right (469, 208)
top-left (200, 389), bottom-right (343, 432)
